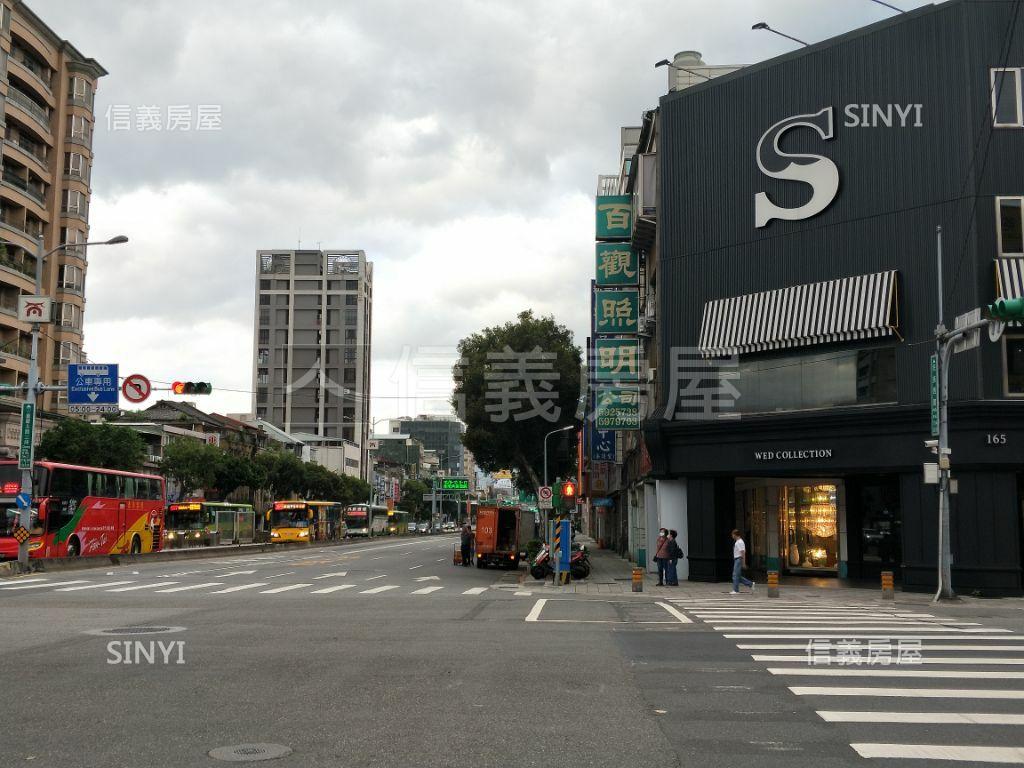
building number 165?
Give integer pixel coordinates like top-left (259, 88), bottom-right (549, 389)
top-left (986, 433), bottom-right (1008, 445)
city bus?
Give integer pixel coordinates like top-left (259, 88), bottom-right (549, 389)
top-left (0, 460), bottom-right (166, 560)
top-left (386, 508), bottom-right (409, 535)
top-left (266, 500), bottom-right (345, 543)
top-left (164, 501), bottom-right (256, 548)
top-left (343, 503), bottom-right (389, 537)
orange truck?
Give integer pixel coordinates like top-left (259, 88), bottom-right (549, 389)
top-left (473, 505), bottom-right (520, 569)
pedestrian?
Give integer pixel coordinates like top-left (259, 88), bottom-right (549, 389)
top-left (460, 523), bottom-right (473, 567)
top-left (730, 529), bottom-right (755, 594)
top-left (666, 529), bottom-right (682, 586)
top-left (653, 528), bottom-right (670, 586)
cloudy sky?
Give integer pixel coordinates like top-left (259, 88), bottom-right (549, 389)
top-left (35, 0), bottom-right (929, 424)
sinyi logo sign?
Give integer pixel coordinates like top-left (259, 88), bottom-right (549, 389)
top-left (754, 103), bottom-right (923, 228)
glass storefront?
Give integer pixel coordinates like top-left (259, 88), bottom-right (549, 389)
top-left (782, 484), bottom-right (839, 572)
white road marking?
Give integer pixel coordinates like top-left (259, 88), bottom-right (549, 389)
top-left (656, 602), bottom-right (693, 624)
top-left (851, 744), bottom-right (1024, 763)
top-left (260, 584), bottom-right (313, 594)
top-left (820, 711), bottom-right (1024, 724)
top-left (694, 612), bottom-right (935, 619)
top-left (56, 581), bottom-right (135, 591)
top-left (414, 576), bottom-right (440, 582)
top-left (210, 583), bottom-right (269, 594)
top-left (267, 572), bottom-right (295, 578)
top-left (770, 668), bottom-right (1024, 679)
top-left (372, 556), bottom-right (383, 560)
top-left (514, 591), bottom-right (533, 596)
top-left (1, 580), bottom-right (89, 590)
top-left (155, 582), bottom-right (224, 593)
top-left (212, 570), bottom-right (257, 577)
top-left (708, 619), bottom-right (980, 625)
top-left (790, 686), bottom-right (1024, 699)
top-left (436, 558), bottom-right (445, 562)
top-left (411, 586), bottom-right (443, 595)
top-left (360, 585), bottom-right (399, 594)
top-left (107, 582), bottom-right (180, 592)
top-left (364, 574), bottom-right (385, 581)
top-left (756, 654), bottom-right (1024, 665)
top-left (462, 587), bottom-right (488, 595)
top-left (525, 599), bottom-right (547, 622)
top-left (739, 643), bottom-right (1024, 651)
top-left (0, 578), bottom-right (48, 585)
top-left (310, 585), bottom-right (356, 594)
top-left (408, 565), bottom-right (423, 570)
top-left (312, 572), bottom-right (348, 579)
top-left (725, 633), bottom-right (1015, 640)
top-left (714, 625), bottom-right (997, 633)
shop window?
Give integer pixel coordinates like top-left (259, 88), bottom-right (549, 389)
top-left (1005, 336), bottom-right (1024, 395)
top-left (997, 197), bottom-right (1024, 257)
top-left (782, 485), bottom-right (838, 571)
top-left (992, 68), bottom-right (1023, 127)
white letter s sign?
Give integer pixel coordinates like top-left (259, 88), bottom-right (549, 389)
top-left (754, 107), bottom-right (839, 228)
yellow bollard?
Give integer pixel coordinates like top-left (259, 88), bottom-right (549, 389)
top-left (632, 567), bottom-right (644, 593)
top-left (881, 570), bottom-right (894, 600)
top-left (767, 570), bottom-right (779, 598)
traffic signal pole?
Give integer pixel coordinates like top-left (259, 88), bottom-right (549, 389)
top-left (16, 236), bottom-right (45, 567)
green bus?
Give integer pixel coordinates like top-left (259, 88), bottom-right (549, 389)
top-left (164, 501), bottom-right (256, 548)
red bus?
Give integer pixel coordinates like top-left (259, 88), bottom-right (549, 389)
top-left (0, 460), bottom-right (166, 560)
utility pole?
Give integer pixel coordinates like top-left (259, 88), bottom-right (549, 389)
top-left (933, 226), bottom-right (954, 601)
top-left (16, 236), bottom-right (45, 567)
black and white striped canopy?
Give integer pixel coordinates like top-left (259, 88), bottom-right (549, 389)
top-left (995, 258), bottom-right (1024, 300)
top-left (699, 270), bottom-right (899, 357)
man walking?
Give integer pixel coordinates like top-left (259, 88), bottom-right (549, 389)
top-left (666, 530), bottom-right (682, 586)
top-left (460, 523), bottom-right (473, 567)
top-left (730, 529), bottom-right (755, 594)
top-left (653, 528), bottom-right (670, 586)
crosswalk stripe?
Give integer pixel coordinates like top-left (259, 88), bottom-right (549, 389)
top-left (692, 612), bottom-right (936, 619)
top-left (409, 565), bottom-right (423, 570)
top-left (365, 575), bottom-right (385, 581)
top-left (361, 585), bottom-right (399, 594)
top-left (789, 686), bottom-right (1024, 699)
top-left (0, 578), bottom-right (48, 586)
top-left (707, 619), bottom-right (980, 625)
top-left (310, 585), bottom-right (356, 594)
top-left (155, 582), bottom-right (224, 593)
top-left (411, 586), bottom-right (443, 595)
top-left (713, 625), bottom-right (995, 632)
top-left (312, 572), bottom-right (348, 579)
top-left (56, 581), bottom-right (134, 591)
top-left (0, 580), bottom-right (88, 590)
top-left (107, 582), bottom-right (180, 592)
top-left (210, 583), bottom-right (269, 594)
top-left (769, 668), bottom-right (1024, 679)
top-left (212, 571), bottom-right (257, 577)
top-left (851, 744), bottom-right (1024, 762)
top-left (739, 643), bottom-right (1024, 651)
top-left (755, 654), bottom-right (1024, 665)
top-left (260, 584), bottom-right (313, 594)
top-left (462, 587), bottom-right (488, 595)
top-left (725, 633), bottom-right (1015, 639)
top-left (820, 711), bottom-right (1024, 724)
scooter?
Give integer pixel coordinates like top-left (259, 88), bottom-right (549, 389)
top-left (530, 543), bottom-right (591, 581)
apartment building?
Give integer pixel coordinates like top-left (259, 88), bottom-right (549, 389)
top-left (0, 1), bottom-right (105, 423)
top-left (252, 249), bottom-right (372, 480)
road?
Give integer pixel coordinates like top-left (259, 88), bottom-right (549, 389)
top-left (2, 536), bottom-right (1023, 767)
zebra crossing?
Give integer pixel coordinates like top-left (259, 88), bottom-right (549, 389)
top-left (670, 597), bottom-right (1024, 764)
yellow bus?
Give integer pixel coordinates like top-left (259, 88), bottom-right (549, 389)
top-left (266, 500), bottom-right (345, 543)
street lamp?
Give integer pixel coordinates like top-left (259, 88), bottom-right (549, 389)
top-left (16, 234), bottom-right (129, 567)
top-left (654, 58), bottom-right (712, 81)
top-left (751, 22), bottom-right (810, 47)
top-left (868, 0), bottom-right (905, 13)
top-left (543, 425), bottom-right (574, 488)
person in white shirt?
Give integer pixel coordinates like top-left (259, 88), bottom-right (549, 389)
top-left (730, 529), bottom-right (755, 594)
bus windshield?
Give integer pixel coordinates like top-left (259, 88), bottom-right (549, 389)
top-left (271, 509), bottom-right (309, 528)
top-left (165, 510), bottom-right (209, 530)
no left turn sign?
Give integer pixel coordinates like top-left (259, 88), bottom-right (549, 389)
top-left (122, 374), bottom-right (152, 404)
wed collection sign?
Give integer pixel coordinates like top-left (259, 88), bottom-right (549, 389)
top-left (754, 448), bottom-right (834, 462)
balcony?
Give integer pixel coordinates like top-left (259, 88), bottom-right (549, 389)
top-left (65, 132), bottom-right (91, 150)
top-left (8, 52), bottom-right (52, 97)
top-left (3, 135), bottom-right (48, 174)
top-left (6, 86), bottom-right (51, 131)
top-left (68, 92), bottom-right (94, 111)
top-left (1, 169), bottom-right (45, 205)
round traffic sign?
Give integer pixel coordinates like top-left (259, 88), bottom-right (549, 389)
top-left (122, 374), bottom-right (152, 404)
top-left (538, 486), bottom-right (553, 502)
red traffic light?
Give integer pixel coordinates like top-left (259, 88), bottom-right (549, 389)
top-left (561, 481), bottom-right (576, 498)
top-left (172, 381), bottom-right (212, 395)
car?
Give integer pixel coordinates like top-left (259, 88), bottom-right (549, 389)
top-left (442, 521), bottom-right (456, 533)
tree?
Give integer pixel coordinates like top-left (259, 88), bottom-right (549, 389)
top-left (38, 419), bottom-right (147, 471)
top-left (212, 452), bottom-right (264, 501)
top-left (161, 440), bottom-right (220, 499)
top-left (452, 310), bottom-right (581, 492)
top-left (256, 450), bottom-right (307, 499)
top-left (398, 478), bottom-right (430, 520)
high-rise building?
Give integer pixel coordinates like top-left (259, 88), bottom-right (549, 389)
top-left (252, 249), bottom-right (372, 479)
top-left (393, 415), bottom-right (464, 476)
top-left (0, 2), bottom-right (105, 418)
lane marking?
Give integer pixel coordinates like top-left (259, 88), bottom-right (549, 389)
top-left (515, 591), bottom-right (533, 596)
top-left (311, 585), bottom-right (356, 594)
top-left (365, 575), bottom-right (386, 581)
top-left (267, 572), bottom-right (295, 578)
top-left (1, 580), bottom-right (89, 590)
top-left (725, 633), bottom-right (1015, 640)
top-left (789, 686), bottom-right (1024, 699)
top-left (708, 619), bottom-right (980, 625)
top-left (0, 578), bottom-right (48, 585)
top-left (107, 582), bottom-right (180, 592)
top-left (851, 744), bottom-right (1024, 762)
top-left (360, 585), bottom-right (399, 594)
top-left (739, 643), bottom-right (1024, 651)
top-left (525, 599), bottom-right (547, 622)
top-left (312, 572), bottom-right (349, 579)
top-left (656, 602), bottom-right (693, 624)
top-left (462, 587), bottom-right (488, 595)
top-left (820, 711), bottom-right (1024, 725)
top-left (56, 581), bottom-right (135, 591)
top-left (437, 558), bottom-right (445, 562)
top-left (755, 654), bottom-right (1024, 665)
top-left (411, 586), bottom-right (443, 595)
top-left (409, 565), bottom-right (423, 570)
top-left (260, 584), bottom-right (313, 594)
top-left (210, 583), bottom-right (269, 594)
top-left (211, 570), bottom-right (257, 577)
top-left (155, 582), bottom-right (224, 593)
top-left (769, 668), bottom-right (1024, 679)
top-left (714, 626), bottom-right (998, 633)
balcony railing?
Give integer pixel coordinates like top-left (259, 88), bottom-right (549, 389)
top-left (6, 86), bottom-right (51, 128)
top-left (4, 136), bottom-right (47, 165)
top-left (0, 253), bottom-right (34, 279)
top-left (68, 93), bottom-right (94, 111)
top-left (1, 170), bottom-right (44, 204)
top-left (10, 48), bottom-right (51, 92)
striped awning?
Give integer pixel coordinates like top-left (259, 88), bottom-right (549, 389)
top-left (699, 270), bottom-right (900, 357)
top-left (995, 258), bottom-right (1024, 299)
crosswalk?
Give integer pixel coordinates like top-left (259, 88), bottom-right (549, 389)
top-left (669, 597), bottom-right (1024, 764)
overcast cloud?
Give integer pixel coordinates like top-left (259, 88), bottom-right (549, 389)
top-left (32, 0), bottom-right (930, 422)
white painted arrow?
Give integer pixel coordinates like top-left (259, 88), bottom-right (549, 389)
top-left (87, 392), bottom-right (99, 402)
top-left (414, 576), bottom-right (440, 582)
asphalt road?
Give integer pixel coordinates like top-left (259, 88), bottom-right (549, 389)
top-left (3, 537), bottom-right (1024, 767)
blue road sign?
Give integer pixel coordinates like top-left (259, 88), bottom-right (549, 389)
top-left (15, 492), bottom-right (31, 509)
top-left (68, 364), bottom-right (119, 408)
top-left (557, 519), bottom-right (571, 570)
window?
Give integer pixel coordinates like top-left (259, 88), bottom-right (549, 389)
top-left (257, 368), bottom-right (269, 385)
top-left (345, 294), bottom-right (357, 306)
top-left (64, 152), bottom-right (87, 180)
top-left (258, 348), bottom-right (269, 365)
top-left (68, 114), bottom-right (90, 142)
top-left (997, 197), bottom-right (1024, 256)
top-left (62, 189), bottom-right (85, 216)
top-left (59, 264), bottom-right (84, 291)
top-left (259, 294), bottom-right (270, 306)
top-left (53, 341), bottom-right (81, 366)
top-left (59, 302), bottom-right (82, 330)
top-left (1006, 336), bottom-right (1024, 395)
top-left (344, 309), bottom-right (357, 326)
top-left (258, 329), bottom-right (270, 344)
top-left (992, 68), bottom-right (1023, 127)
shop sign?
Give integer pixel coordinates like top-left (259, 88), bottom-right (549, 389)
top-left (595, 243), bottom-right (639, 287)
top-left (593, 289), bottom-right (639, 335)
top-left (596, 195), bottom-right (632, 240)
top-left (754, 448), bottom-right (834, 462)
top-left (593, 338), bottom-right (640, 381)
top-left (594, 388), bottom-right (640, 430)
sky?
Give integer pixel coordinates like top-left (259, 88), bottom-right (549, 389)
top-left (34, 0), bottom-right (932, 424)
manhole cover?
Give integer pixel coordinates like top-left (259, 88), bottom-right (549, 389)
top-left (209, 744), bottom-right (293, 762)
top-left (84, 626), bottom-right (187, 637)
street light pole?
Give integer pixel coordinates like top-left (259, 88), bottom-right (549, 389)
top-left (17, 234), bottom-right (128, 567)
top-left (543, 424), bottom-right (573, 587)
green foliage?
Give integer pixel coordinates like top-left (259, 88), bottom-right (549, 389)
top-left (452, 310), bottom-right (581, 491)
top-left (398, 478), bottom-right (430, 520)
top-left (160, 440), bottom-right (220, 498)
top-left (38, 419), bottom-right (147, 471)
top-left (212, 451), bottom-right (265, 501)
top-left (256, 449), bottom-right (307, 499)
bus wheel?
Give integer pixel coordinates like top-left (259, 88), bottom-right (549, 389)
top-left (130, 536), bottom-right (142, 555)
top-left (66, 538), bottom-right (80, 557)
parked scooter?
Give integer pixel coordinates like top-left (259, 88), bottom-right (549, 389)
top-left (529, 543), bottom-right (591, 581)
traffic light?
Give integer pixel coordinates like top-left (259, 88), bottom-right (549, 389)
top-left (561, 481), bottom-right (576, 498)
top-left (985, 298), bottom-right (1024, 321)
top-left (172, 381), bottom-right (213, 395)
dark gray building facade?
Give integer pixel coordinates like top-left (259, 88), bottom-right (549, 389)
top-left (396, 417), bottom-right (464, 476)
top-left (646, 0), bottom-right (1024, 595)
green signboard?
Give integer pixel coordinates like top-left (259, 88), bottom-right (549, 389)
top-left (595, 243), bottom-right (639, 287)
top-left (437, 477), bottom-right (470, 492)
top-left (596, 195), bottom-right (633, 240)
top-left (594, 388), bottom-right (641, 430)
top-left (594, 338), bottom-right (640, 382)
top-left (593, 289), bottom-right (639, 335)
top-left (18, 402), bottom-right (34, 471)
top-left (930, 353), bottom-right (939, 437)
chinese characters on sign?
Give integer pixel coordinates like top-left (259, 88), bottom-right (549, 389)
top-left (104, 104), bottom-right (223, 132)
top-left (484, 346), bottom-right (561, 423)
top-left (593, 289), bottom-right (639, 334)
top-left (593, 338), bottom-right (640, 382)
top-left (594, 388), bottom-right (641, 430)
top-left (596, 194), bottom-right (633, 240)
top-left (805, 638), bottom-right (923, 666)
top-left (595, 243), bottom-right (639, 287)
